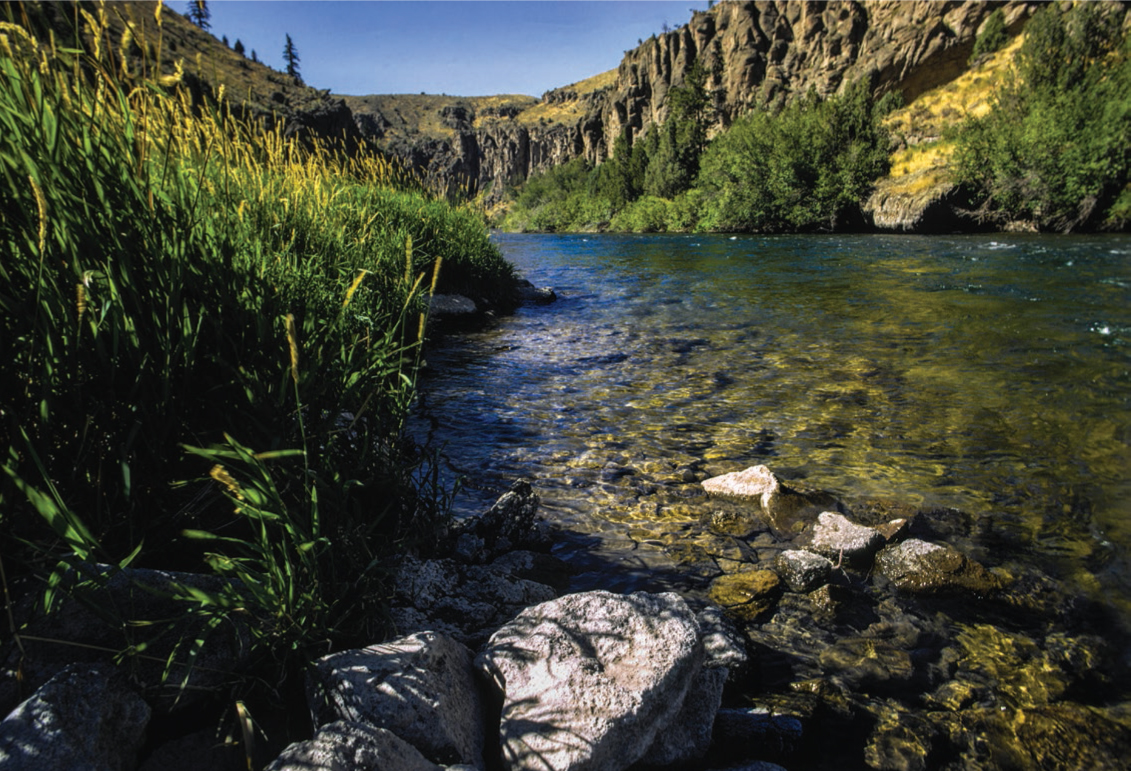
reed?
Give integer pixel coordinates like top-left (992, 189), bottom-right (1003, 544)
top-left (0, 0), bottom-right (512, 700)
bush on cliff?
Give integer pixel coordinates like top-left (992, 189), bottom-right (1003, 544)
top-left (953, 1), bottom-right (1131, 231)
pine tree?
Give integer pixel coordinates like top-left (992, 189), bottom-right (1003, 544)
top-left (186, 0), bottom-right (210, 30)
top-left (233, 39), bottom-right (245, 57)
top-left (221, 34), bottom-right (229, 47)
top-left (251, 49), bottom-right (259, 63)
top-left (283, 34), bottom-right (301, 81)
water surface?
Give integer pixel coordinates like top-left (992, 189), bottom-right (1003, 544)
top-left (411, 233), bottom-right (1131, 620)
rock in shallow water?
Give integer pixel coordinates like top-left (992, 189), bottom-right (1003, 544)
top-left (774, 550), bottom-right (834, 593)
top-left (709, 570), bottom-right (783, 622)
top-left (875, 538), bottom-right (1005, 595)
top-left (804, 512), bottom-right (885, 567)
top-left (476, 590), bottom-right (704, 771)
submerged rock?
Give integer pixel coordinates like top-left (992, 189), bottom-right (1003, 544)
top-left (476, 590), bottom-right (704, 771)
top-left (875, 538), bottom-right (1005, 595)
top-left (708, 569), bottom-right (783, 622)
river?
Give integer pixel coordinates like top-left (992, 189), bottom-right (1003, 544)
top-left (410, 232), bottom-right (1131, 765)
top-left (413, 233), bottom-right (1130, 614)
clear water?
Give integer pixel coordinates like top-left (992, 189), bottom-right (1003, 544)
top-left (410, 233), bottom-right (1131, 622)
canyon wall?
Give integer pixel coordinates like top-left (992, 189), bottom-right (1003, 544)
top-left (344, 1), bottom-right (1037, 201)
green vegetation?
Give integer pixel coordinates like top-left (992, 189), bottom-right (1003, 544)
top-left (952, 2), bottom-right (1131, 231)
top-left (970, 8), bottom-right (1008, 63)
top-left (502, 72), bottom-right (894, 233)
top-left (0, 1), bottom-right (512, 699)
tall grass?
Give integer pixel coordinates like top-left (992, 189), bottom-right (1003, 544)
top-left (0, 1), bottom-right (512, 695)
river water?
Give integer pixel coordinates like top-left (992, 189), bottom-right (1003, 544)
top-left (414, 233), bottom-right (1130, 614)
top-left (410, 232), bottom-right (1131, 765)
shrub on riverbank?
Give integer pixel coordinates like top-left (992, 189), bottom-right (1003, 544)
top-left (0, 3), bottom-right (512, 686)
top-left (500, 75), bottom-right (893, 234)
top-left (951, 2), bottom-right (1129, 231)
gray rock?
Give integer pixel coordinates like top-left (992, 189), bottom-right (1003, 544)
top-left (514, 281), bottom-right (556, 305)
top-left (702, 465), bottom-right (834, 536)
top-left (450, 479), bottom-right (545, 560)
top-left (477, 590), bottom-right (703, 771)
top-left (0, 664), bottom-right (150, 771)
top-left (875, 538), bottom-right (1006, 595)
top-left (391, 555), bottom-right (557, 647)
top-left (265, 721), bottom-right (442, 771)
top-left (696, 606), bottom-right (748, 671)
top-left (805, 512), bottom-right (884, 567)
top-left (637, 665), bottom-right (727, 768)
top-left (308, 632), bottom-right (484, 768)
top-left (774, 550), bottom-right (834, 593)
top-left (429, 294), bottom-right (478, 318)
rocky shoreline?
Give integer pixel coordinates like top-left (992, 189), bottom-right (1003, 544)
top-left (3, 464), bottom-right (1130, 770)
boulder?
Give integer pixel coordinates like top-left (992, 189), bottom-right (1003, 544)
top-left (774, 550), bottom-right (834, 593)
top-left (391, 554), bottom-right (557, 647)
top-left (449, 479), bottom-right (548, 561)
top-left (804, 512), bottom-right (885, 567)
top-left (0, 664), bottom-right (150, 771)
top-left (307, 632), bottom-right (485, 768)
top-left (708, 570), bottom-right (783, 622)
top-left (875, 539), bottom-right (1005, 595)
top-left (636, 665), bottom-right (727, 768)
top-left (264, 721), bottom-right (442, 771)
top-left (476, 590), bottom-right (703, 771)
top-left (429, 294), bottom-right (478, 319)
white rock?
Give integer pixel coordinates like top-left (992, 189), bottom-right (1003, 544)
top-left (265, 721), bottom-right (442, 771)
top-left (476, 590), bottom-right (703, 771)
top-left (307, 632), bottom-right (484, 768)
top-left (807, 512), bottom-right (884, 566)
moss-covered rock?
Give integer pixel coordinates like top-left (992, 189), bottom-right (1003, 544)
top-left (709, 569), bottom-right (783, 622)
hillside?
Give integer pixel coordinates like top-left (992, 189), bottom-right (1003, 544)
top-left (15, 1), bottom-right (362, 147)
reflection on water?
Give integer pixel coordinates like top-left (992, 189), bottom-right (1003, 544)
top-left (410, 233), bottom-right (1131, 619)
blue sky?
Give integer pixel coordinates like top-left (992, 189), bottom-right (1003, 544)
top-left (200, 1), bottom-right (708, 97)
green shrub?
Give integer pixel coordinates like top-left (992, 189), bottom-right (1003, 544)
top-left (952, 2), bottom-right (1130, 230)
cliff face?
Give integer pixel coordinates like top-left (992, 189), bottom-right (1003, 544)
top-left (345, 1), bottom-right (1037, 203)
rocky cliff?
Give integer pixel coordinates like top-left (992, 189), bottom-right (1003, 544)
top-left (344, 1), bottom-right (1037, 204)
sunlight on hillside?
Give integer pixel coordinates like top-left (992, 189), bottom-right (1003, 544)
top-left (879, 33), bottom-right (1023, 193)
top-left (518, 68), bottom-right (617, 126)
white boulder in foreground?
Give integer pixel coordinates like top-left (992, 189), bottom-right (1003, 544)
top-left (476, 590), bottom-right (703, 771)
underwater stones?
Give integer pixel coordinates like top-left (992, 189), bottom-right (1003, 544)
top-left (709, 569), bottom-right (783, 622)
top-left (774, 550), bottom-right (834, 592)
top-left (817, 638), bottom-right (914, 693)
top-left (805, 512), bottom-right (885, 567)
top-left (875, 539), bottom-right (1005, 595)
top-left (928, 703), bottom-right (1131, 770)
top-left (705, 508), bottom-right (762, 538)
top-left (863, 706), bottom-right (938, 771)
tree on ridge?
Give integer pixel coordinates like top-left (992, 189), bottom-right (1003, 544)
top-left (284, 33), bottom-right (301, 81)
top-left (186, 0), bottom-right (210, 30)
